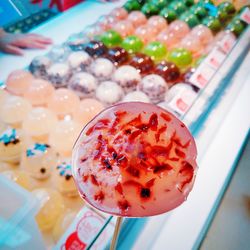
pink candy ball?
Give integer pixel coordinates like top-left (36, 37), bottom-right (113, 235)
top-left (147, 16), bottom-right (168, 33)
top-left (113, 20), bottom-right (135, 38)
top-left (110, 7), bottom-right (128, 20)
top-left (190, 25), bottom-right (214, 46)
top-left (127, 11), bottom-right (147, 27)
top-left (168, 20), bottom-right (190, 40)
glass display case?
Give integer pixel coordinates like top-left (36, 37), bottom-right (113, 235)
top-left (0, 1), bottom-right (249, 249)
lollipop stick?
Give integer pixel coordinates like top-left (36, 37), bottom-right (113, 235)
top-left (110, 217), bottom-right (123, 250)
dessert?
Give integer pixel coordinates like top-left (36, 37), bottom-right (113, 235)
top-left (157, 29), bottom-right (181, 50)
top-left (122, 91), bottom-right (150, 103)
top-left (23, 79), bottom-right (55, 107)
top-left (22, 107), bottom-right (57, 142)
top-left (0, 128), bottom-right (22, 164)
top-left (47, 88), bottom-right (80, 119)
top-left (54, 159), bottom-right (78, 197)
top-left (144, 41), bottom-right (167, 61)
top-left (89, 58), bottom-right (115, 81)
top-left (190, 25), bottom-right (214, 46)
top-left (111, 7), bottom-right (128, 20)
top-left (6, 70), bottom-right (33, 96)
top-left (68, 72), bottom-right (98, 99)
top-left (0, 95), bottom-right (31, 128)
top-left (129, 53), bottom-right (154, 75)
top-left (33, 188), bottom-right (64, 231)
top-left (97, 15), bottom-right (117, 31)
top-left (74, 98), bottom-right (104, 125)
top-left (1, 170), bottom-right (31, 190)
top-left (139, 74), bottom-right (168, 103)
top-left (105, 47), bottom-right (129, 66)
top-left (113, 20), bottom-right (135, 38)
top-left (154, 61), bottom-right (180, 84)
top-left (179, 35), bottom-right (204, 58)
top-left (127, 11), bottom-right (147, 26)
top-left (135, 25), bottom-right (157, 44)
top-left (21, 143), bottom-right (57, 180)
top-left (96, 81), bottom-right (124, 105)
top-left (121, 36), bottom-right (143, 54)
top-left (48, 45), bottom-right (69, 62)
top-left (100, 30), bottom-right (123, 47)
top-left (49, 119), bottom-right (81, 157)
top-left (113, 65), bottom-right (141, 93)
top-left (147, 16), bottom-right (168, 33)
top-left (168, 20), bottom-right (190, 39)
top-left (67, 51), bottom-right (92, 72)
top-left (159, 8), bottom-right (177, 23)
top-left (84, 41), bottom-right (108, 58)
top-left (72, 102), bottom-right (197, 217)
top-left (29, 55), bottom-right (52, 78)
top-left (168, 48), bottom-right (193, 68)
top-left (47, 63), bottom-right (72, 88)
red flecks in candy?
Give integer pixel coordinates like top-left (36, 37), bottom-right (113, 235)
top-left (80, 157), bottom-right (87, 163)
top-left (93, 135), bottom-right (106, 160)
top-left (102, 158), bottom-right (112, 170)
top-left (126, 166), bottom-right (140, 178)
top-left (115, 111), bottom-right (127, 118)
top-left (146, 178), bottom-right (156, 188)
top-left (115, 182), bottom-right (123, 195)
top-left (97, 119), bottom-right (110, 126)
top-left (152, 145), bottom-right (168, 156)
top-left (140, 188), bottom-right (151, 198)
top-left (83, 175), bottom-right (89, 182)
top-left (81, 193), bottom-right (86, 199)
top-left (112, 152), bottom-right (118, 160)
top-left (160, 112), bottom-right (171, 122)
top-left (94, 191), bottom-right (105, 201)
top-left (124, 129), bottom-right (132, 134)
top-left (148, 113), bottom-right (158, 131)
top-left (168, 157), bottom-right (179, 161)
top-left (113, 134), bottom-right (122, 144)
top-left (173, 137), bottom-right (191, 148)
top-left (155, 126), bottom-right (167, 142)
top-left (175, 148), bottom-right (186, 158)
top-left (129, 130), bottom-right (142, 141)
top-left (90, 175), bottom-right (99, 186)
top-left (141, 205), bottom-right (146, 209)
top-left (128, 114), bottom-right (142, 126)
top-left (136, 123), bottom-right (149, 132)
top-left (116, 154), bottom-right (127, 165)
top-left (165, 142), bottom-right (173, 157)
top-left (180, 123), bottom-right (185, 128)
top-left (153, 163), bottom-right (173, 174)
top-left (179, 161), bottom-right (194, 189)
top-left (165, 189), bottom-right (170, 192)
top-left (138, 152), bottom-right (147, 160)
top-left (123, 180), bottom-right (142, 189)
top-left (86, 125), bottom-right (94, 136)
top-left (118, 200), bottom-right (130, 211)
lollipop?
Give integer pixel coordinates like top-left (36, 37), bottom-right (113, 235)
top-left (72, 102), bottom-right (197, 247)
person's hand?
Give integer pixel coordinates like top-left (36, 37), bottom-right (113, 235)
top-left (0, 29), bottom-right (52, 55)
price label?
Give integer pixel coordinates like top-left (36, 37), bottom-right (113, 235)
top-left (204, 47), bottom-right (226, 70)
top-left (240, 7), bottom-right (250, 24)
top-left (189, 63), bottom-right (215, 89)
top-left (168, 88), bottom-right (198, 116)
top-left (218, 33), bottom-right (236, 54)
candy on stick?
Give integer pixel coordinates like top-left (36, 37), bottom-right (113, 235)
top-left (72, 102), bottom-right (197, 248)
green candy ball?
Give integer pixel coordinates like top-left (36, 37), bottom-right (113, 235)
top-left (168, 48), bottom-right (192, 67)
top-left (100, 30), bottom-right (123, 47)
top-left (218, 1), bottom-right (236, 15)
top-left (168, 1), bottom-right (187, 15)
top-left (226, 18), bottom-right (246, 37)
top-left (123, 0), bottom-right (141, 12)
top-left (184, 0), bottom-right (194, 7)
top-left (190, 4), bottom-right (208, 19)
top-left (202, 16), bottom-right (221, 32)
top-left (150, 0), bottom-right (169, 9)
top-left (159, 8), bottom-right (177, 22)
top-left (121, 36), bottom-right (143, 53)
top-left (144, 41), bottom-right (167, 61)
top-left (180, 13), bottom-right (200, 28)
top-left (141, 3), bottom-right (160, 17)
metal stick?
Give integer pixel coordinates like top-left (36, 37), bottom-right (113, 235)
top-left (110, 217), bottom-right (123, 250)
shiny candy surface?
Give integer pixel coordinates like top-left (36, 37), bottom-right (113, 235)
top-left (113, 20), bottom-right (135, 38)
top-left (129, 53), bottom-right (154, 74)
top-left (121, 35), bottom-right (143, 53)
top-left (100, 30), bottom-right (123, 47)
top-left (110, 7), bottom-right (128, 20)
top-left (168, 20), bottom-right (190, 39)
top-left (24, 79), bottom-right (55, 107)
top-left (6, 70), bottom-right (33, 96)
top-left (147, 16), bottom-right (168, 33)
top-left (144, 41), bottom-right (167, 61)
top-left (72, 102), bottom-right (197, 217)
top-left (105, 47), bottom-right (129, 66)
top-left (168, 48), bottom-right (193, 68)
top-left (135, 25), bottom-right (157, 44)
top-left (48, 88), bottom-right (80, 118)
top-left (190, 25), bottom-right (214, 46)
top-left (127, 11), bottom-right (147, 26)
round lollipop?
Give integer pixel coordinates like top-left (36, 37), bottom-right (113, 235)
top-left (72, 102), bottom-right (197, 248)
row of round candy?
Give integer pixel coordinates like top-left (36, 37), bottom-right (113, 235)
top-left (123, 0), bottom-right (246, 34)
